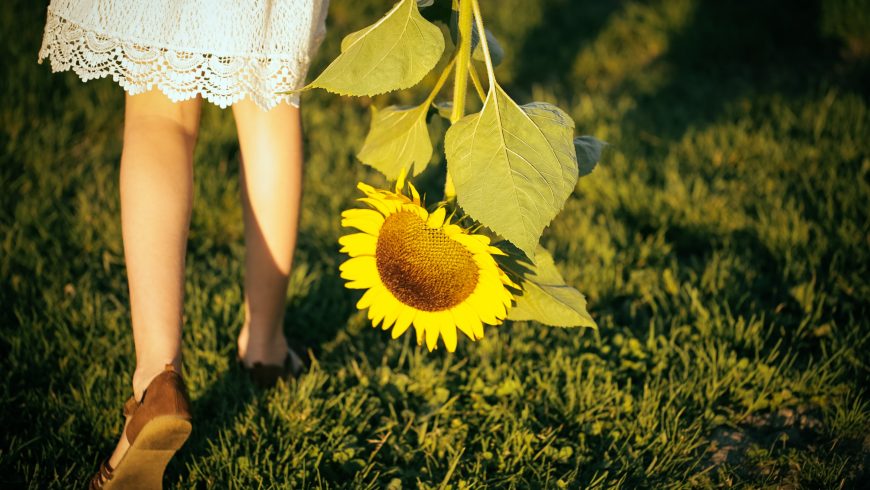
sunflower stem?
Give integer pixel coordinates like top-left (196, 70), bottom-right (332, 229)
top-left (426, 57), bottom-right (456, 107)
top-left (445, 0), bottom-right (474, 201)
top-left (472, 0), bottom-right (496, 88)
top-left (468, 61), bottom-right (487, 102)
top-left (451, 0), bottom-right (473, 123)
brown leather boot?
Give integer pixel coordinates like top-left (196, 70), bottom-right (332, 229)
top-left (89, 364), bottom-right (192, 490)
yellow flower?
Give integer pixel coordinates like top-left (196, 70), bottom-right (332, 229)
top-left (338, 171), bottom-right (516, 352)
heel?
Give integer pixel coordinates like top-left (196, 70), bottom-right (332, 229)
top-left (125, 365), bottom-right (192, 445)
top-left (101, 417), bottom-right (192, 490)
top-left (135, 416), bottom-right (192, 451)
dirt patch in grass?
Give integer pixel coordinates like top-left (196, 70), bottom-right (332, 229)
top-left (704, 406), bottom-right (869, 486)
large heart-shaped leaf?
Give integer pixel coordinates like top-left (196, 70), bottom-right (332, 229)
top-left (508, 246), bottom-right (596, 328)
top-left (444, 84), bottom-right (578, 258)
top-left (307, 0), bottom-right (445, 96)
top-left (357, 104), bottom-right (432, 179)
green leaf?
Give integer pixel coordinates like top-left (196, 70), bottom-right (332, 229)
top-left (444, 85), bottom-right (578, 258)
top-left (449, 9), bottom-right (504, 66)
top-left (357, 104), bottom-right (433, 179)
top-left (417, 0), bottom-right (435, 7)
top-left (339, 25), bottom-right (375, 53)
top-left (508, 246), bottom-right (596, 328)
top-left (433, 101), bottom-right (453, 119)
top-left (472, 29), bottom-right (504, 66)
top-left (574, 136), bottom-right (607, 177)
top-left (307, 0), bottom-right (445, 96)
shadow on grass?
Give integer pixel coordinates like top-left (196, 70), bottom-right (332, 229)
top-left (513, 0), bottom-right (622, 90)
top-left (512, 0), bottom-right (866, 346)
top-left (168, 235), bottom-right (356, 483)
top-left (588, 203), bottom-right (829, 363)
top-left (168, 364), bottom-right (258, 479)
top-left (509, 0), bottom-right (867, 149)
top-left (618, 0), bottom-right (863, 150)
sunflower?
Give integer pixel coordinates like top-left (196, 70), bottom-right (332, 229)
top-left (338, 171), bottom-right (516, 352)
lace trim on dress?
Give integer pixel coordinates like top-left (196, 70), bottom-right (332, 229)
top-left (38, 9), bottom-right (322, 110)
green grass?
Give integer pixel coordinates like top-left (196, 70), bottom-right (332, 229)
top-left (2, 0), bottom-right (869, 487)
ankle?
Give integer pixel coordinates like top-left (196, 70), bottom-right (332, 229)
top-left (237, 322), bottom-right (288, 365)
top-left (132, 358), bottom-right (181, 401)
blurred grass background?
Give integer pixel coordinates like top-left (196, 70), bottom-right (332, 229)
top-left (2, 0), bottom-right (869, 487)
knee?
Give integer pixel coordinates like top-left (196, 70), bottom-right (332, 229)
top-left (124, 116), bottom-right (199, 155)
top-left (124, 91), bottom-right (202, 152)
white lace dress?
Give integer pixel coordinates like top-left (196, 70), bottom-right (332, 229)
top-left (38, 0), bottom-right (330, 110)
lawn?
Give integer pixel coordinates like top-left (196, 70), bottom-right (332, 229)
top-left (1, 0), bottom-right (868, 487)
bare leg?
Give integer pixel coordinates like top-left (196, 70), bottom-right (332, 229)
top-left (109, 89), bottom-right (201, 468)
top-left (232, 99), bottom-right (303, 367)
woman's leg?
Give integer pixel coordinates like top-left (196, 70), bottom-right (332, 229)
top-left (231, 99), bottom-right (304, 367)
top-left (110, 89), bottom-right (201, 467)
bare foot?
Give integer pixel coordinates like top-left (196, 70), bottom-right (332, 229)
top-left (237, 321), bottom-right (290, 367)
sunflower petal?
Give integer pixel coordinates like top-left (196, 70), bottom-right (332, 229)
top-left (341, 209), bottom-right (385, 235)
top-left (466, 290), bottom-right (501, 325)
top-left (357, 181), bottom-right (378, 196)
top-left (338, 233), bottom-right (377, 256)
top-left (473, 252), bottom-right (498, 269)
top-left (380, 294), bottom-right (403, 330)
top-left (356, 284), bottom-right (384, 310)
top-left (425, 319), bottom-right (440, 351)
top-left (414, 321), bottom-right (425, 345)
top-left (472, 319), bottom-right (485, 339)
top-left (449, 233), bottom-right (489, 253)
top-left (344, 277), bottom-right (377, 289)
top-left (426, 207), bottom-right (446, 228)
top-left (441, 223), bottom-right (464, 236)
top-left (341, 208), bottom-right (383, 222)
top-left (413, 313), bottom-right (438, 351)
top-left (429, 310), bottom-right (455, 350)
top-left (368, 299), bottom-right (387, 327)
top-left (441, 323), bottom-right (458, 352)
top-left (407, 204), bottom-right (429, 221)
top-left (392, 307), bottom-right (415, 339)
top-left (499, 269), bottom-right (520, 289)
top-left (451, 302), bottom-right (480, 340)
top-left (488, 245), bottom-right (507, 256)
top-left (395, 166), bottom-right (409, 194)
top-left (340, 256), bottom-right (377, 280)
top-left (359, 197), bottom-right (398, 216)
top-left (408, 181), bottom-right (421, 205)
